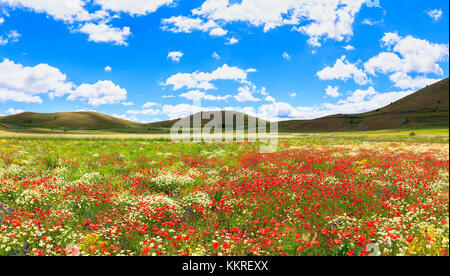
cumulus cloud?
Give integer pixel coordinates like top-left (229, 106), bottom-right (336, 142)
top-left (365, 32), bottom-right (449, 76)
top-left (364, 32), bottom-right (449, 89)
top-left (2, 107), bottom-right (24, 115)
top-left (362, 18), bottom-right (383, 25)
top-left (162, 104), bottom-right (218, 119)
top-left (0, 30), bottom-right (21, 45)
top-left (344, 87), bottom-right (376, 103)
top-left (168, 51), bottom-right (184, 63)
top-left (325, 86), bottom-right (340, 98)
top-left (343, 45), bottom-right (355, 51)
top-left (186, 0), bottom-right (367, 47)
top-left (234, 86), bottom-right (261, 102)
top-left (112, 113), bottom-right (139, 122)
top-left (179, 90), bottom-right (232, 101)
top-left (163, 64), bottom-right (255, 91)
top-left (142, 102), bottom-right (159, 108)
top-left (265, 95), bottom-right (276, 102)
top-left (258, 88), bottom-right (415, 121)
top-left (1, 0), bottom-right (175, 21)
top-left (67, 80), bottom-right (127, 107)
top-left (426, 9), bottom-right (443, 22)
top-left (94, 0), bottom-right (174, 16)
top-left (126, 108), bottom-right (161, 116)
top-left (212, 52), bottom-right (220, 60)
top-left (0, 0), bottom-right (98, 22)
top-left (161, 16), bottom-right (228, 37)
top-left (225, 37), bottom-right (239, 45)
top-left (317, 55), bottom-right (370, 85)
top-left (0, 58), bottom-right (74, 103)
top-left (388, 72), bottom-right (441, 90)
top-left (317, 33), bottom-right (448, 90)
top-left (282, 51), bottom-right (291, 60)
top-left (104, 66), bottom-right (112, 72)
top-left (0, 1), bottom-right (176, 46)
top-left (78, 22), bottom-right (131, 46)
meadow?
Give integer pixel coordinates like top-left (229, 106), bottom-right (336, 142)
top-left (0, 133), bottom-right (448, 256)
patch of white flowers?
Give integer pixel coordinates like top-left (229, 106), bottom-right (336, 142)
top-left (77, 172), bottom-right (103, 185)
top-left (151, 172), bottom-right (194, 191)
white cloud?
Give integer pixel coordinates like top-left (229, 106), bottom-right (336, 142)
top-left (78, 22), bottom-right (131, 46)
top-left (364, 52), bottom-right (404, 75)
top-left (365, 33), bottom-right (449, 76)
top-left (325, 89), bottom-right (415, 114)
top-left (168, 51), bottom-right (184, 63)
top-left (0, 58), bottom-right (74, 103)
top-left (122, 101), bottom-right (133, 106)
top-left (426, 9), bottom-right (443, 22)
top-left (289, 92), bottom-right (297, 97)
top-left (0, 17), bottom-right (4, 24)
top-left (95, 0), bottom-right (174, 16)
top-left (325, 85), bottom-right (340, 98)
top-left (0, 0), bottom-right (97, 22)
top-left (317, 55), bottom-right (370, 85)
top-left (3, 107), bottom-right (24, 115)
top-left (225, 37), bottom-right (239, 45)
top-left (0, 30), bottom-right (20, 45)
top-left (127, 108), bottom-right (160, 116)
top-left (282, 51), bottom-right (291, 60)
top-left (259, 88), bottom-right (416, 121)
top-left (364, 32), bottom-right (449, 89)
top-left (161, 16), bottom-right (228, 37)
top-left (234, 86), bottom-right (261, 102)
top-left (142, 102), bottom-right (159, 108)
top-left (0, 58), bottom-right (130, 106)
top-left (265, 95), bottom-right (275, 102)
top-left (343, 45), bottom-right (355, 51)
top-left (344, 87), bottom-right (376, 103)
top-left (362, 18), bottom-right (382, 25)
top-left (112, 113), bottom-right (139, 122)
top-left (104, 65), bottom-right (112, 72)
top-left (212, 52), bottom-right (220, 60)
top-left (163, 64), bottom-right (254, 91)
top-left (190, 0), bottom-right (367, 47)
top-left (162, 104), bottom-right (216, 119)
top-left (179, 90), bottom-right (232, 101)
top-left (388, 72), bottom-right (441, 90)
top-left (67, 80), bottom-right (127, 107)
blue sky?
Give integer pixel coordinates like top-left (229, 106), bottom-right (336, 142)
top-left (0, 0), bottom-right (448, 122)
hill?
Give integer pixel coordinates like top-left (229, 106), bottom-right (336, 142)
top-left (0, 111), bottom-right (149, 133)
top-left (279, 78), bottom-right (449, 132)
top-left (146, 111), bottom-right (268, 130)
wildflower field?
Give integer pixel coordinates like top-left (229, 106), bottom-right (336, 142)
top-left (0, 136), bottom-right (448, 256)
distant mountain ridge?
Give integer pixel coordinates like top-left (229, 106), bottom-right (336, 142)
top-left (0, 78), bottom-right (448, 133)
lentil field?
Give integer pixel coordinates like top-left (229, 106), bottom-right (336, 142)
top-left (0, 137), bottom-right (448, 256)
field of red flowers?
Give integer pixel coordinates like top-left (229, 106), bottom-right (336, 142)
top-left (0, 138), bottom-right (448, 256)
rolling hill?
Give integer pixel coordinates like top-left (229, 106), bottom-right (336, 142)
top-left (0, 111), bottom-right (150, 133)
top-left (0, 78), bottom-right (448, 134)
top-left (279, 78), bottom-right (449, 132)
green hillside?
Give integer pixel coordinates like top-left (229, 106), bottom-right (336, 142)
top-left (279, 78), bottom-right (449, 132)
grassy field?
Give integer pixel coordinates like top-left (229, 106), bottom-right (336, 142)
top-left (0, 132), bottom-right (448, 256)
top-left (1, 128), bottom-right (448, 143)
